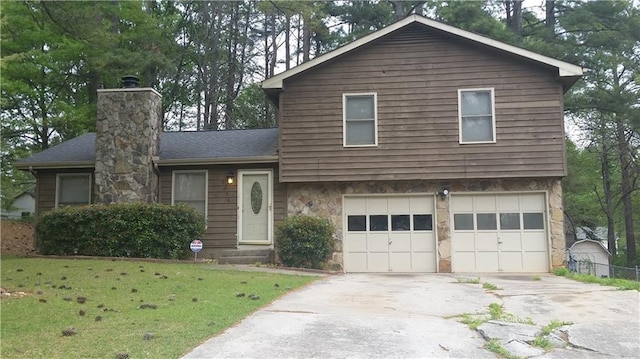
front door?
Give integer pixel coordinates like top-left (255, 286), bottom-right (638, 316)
top-left (238, 170), bottom-right (272, 245)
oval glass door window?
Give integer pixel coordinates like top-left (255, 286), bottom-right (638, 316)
top-left (251, 182), bottom-right (263, 214)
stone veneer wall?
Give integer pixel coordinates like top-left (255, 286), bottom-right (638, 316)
top-left (287, 178), bottom-right (564, 272)
top-left (95, 88), bottom-right (162, 203)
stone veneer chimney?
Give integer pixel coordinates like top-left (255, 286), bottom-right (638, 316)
top-left (94, 80), bottom-right (162, 203)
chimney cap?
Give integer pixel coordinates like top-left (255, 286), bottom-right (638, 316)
top-left (122, 75), bottom-right (140, 88)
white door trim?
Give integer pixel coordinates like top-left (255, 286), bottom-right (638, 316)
top-left (237, 169), bottom-right (273, 245)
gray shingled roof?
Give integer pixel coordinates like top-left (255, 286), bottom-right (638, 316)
top-left (16, 128), bottom-right (279, 168)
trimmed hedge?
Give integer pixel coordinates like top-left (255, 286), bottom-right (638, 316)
top-left (275, 215), bottom-right (335, 269)
top-left (35, 203), bottom-right (205, 259)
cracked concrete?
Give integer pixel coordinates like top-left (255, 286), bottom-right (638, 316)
top-left (182, 273), bottom-right (639, 359)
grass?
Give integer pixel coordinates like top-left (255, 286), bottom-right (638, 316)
top-left (0, 257), bottom-right (318, 358)
top-left (459, 303), bottom-right (534, 332)
top-left (531, 275), bottom-right (542, 281)
top-left (455, 276), bottom-right (480, 284)
top-left (530, 336), bottom-right (551, 351)
top-left (553, 267), bottom-right (640, 291)
top-left (482, 282), bottom-right (500, 290)
top-left (540, 320), bottom-right (571, 336)
top-left (531, 320), bottom-right (572, 351)
top-left (459, 314), bottom-right (486, 330)
top-left (486, 339), bottom-right (521, 359)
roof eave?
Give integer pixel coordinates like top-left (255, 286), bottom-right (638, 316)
top-left (156, 156), bottom-right (279, 166)
top-left (14, 161), bottom-right (95, 170)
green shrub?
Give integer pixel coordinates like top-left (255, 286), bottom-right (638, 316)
top-left (553, 267), bottom-right (569, 276)
top-left (275, 215), bottom-right (335, 269)
top-left (35, 203), bottom-right (205, 259)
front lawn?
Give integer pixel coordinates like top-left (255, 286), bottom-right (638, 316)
top-left (0, 257), bottom-right (318, 358)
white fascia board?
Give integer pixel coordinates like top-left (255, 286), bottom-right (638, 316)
top-left (14, 161), bottom-right (95, 170)
top-left (157, 156), bottom-right (279, 166)
top-left (262, 15), bottom-right (582, 90)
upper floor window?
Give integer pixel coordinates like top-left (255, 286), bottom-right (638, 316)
top-left (458, 88), bottom-right (495, 144)
top-left (343, 93), bottom-right (378, 147)
top-left (172, 170), bottom-right (208, 220)
top-left (56, 173), bottom-right (91, 207)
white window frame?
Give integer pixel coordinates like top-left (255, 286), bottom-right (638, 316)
top-left (343, 93), bottom-right (378, 147)
top-left (171, 170), bottom-right (208, 222)
top-left (55, 173), bottom-right (92, 208)
top-left (458, 88), bottom-right (496, 144)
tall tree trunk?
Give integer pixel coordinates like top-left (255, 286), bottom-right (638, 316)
top-left (296, 15), bottom-right (302, 66)
top-left (302, 16), bottom-right (311, 62)
top-left (285, 14), bottom-right (291, 71)
top-left (224, 2), bottom-right (238, 129)
top-left (601, 140), bottom-right (617, 256)
top-left (617, 118), bottom-right (636, 265)
top-left (270, 12), bottom-right (277, 77)
top-left (389, 0), bottom-right (406, 20)
top-left (545, 0), bottom-right (555, 30)
top-left (505, 0), bottom-right (523, 35)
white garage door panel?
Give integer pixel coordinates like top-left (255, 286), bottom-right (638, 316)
top-left (349, 253), bottom-right (367, 272)
top-left (476, 252), bottom-right (499, 272)
top-left (524, 252), bottom-right (548, 272)
top-left (476, 233), bottom-right (499, 251)
top-left (455, 252), bottom-right (477, 272)
top-left (349, 234), bottom-right (368, 251)
top-left (523, 232), bottom-right (547, 251)
top-left (452, 193), bottom-right (549, 273)
top-left (412, 234), bottom-right (434, 251)
top-left (369, 253), bottom-right (390, 272)
top-left (344, 195), bottom-right (436, 273)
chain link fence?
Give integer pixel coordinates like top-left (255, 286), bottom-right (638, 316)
top-left (568, 258), bottom-right (640, 282)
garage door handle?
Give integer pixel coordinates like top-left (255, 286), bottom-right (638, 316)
top-left (388, 240), bottom-right (392, 245)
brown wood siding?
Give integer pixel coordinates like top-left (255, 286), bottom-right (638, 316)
top-left (35, 168), bottom-right (95, 214)
top-left (279, 25), bottom-right (566, 182)
top-left (159, 164), bottom-right (284, 249)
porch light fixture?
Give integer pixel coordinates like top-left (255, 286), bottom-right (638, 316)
top-left (436, 188), bottom-right (450, 199)
top-left (226, 171), bottom-right (235, 185)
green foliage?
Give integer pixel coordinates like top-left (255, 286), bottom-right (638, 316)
top-left (553, 267), bottom-right (569, 276)
top-left (540, 320), bottom-right (572, 336)
top-left (554, 269), bottom-right (640, 291)
top-left (486, 339), bottom-right (518, 359)
top-left (275, 215), bottom-right (335, 269)
top-left (531, 336), bottom-right (551, 351)
top-left (0, 258), bottom-right (317, 358)
top-left (455, 276), bottom-right (481, 284)
top-left (460, 314), bottom-right (485, 330)
top-left (488, 303), bottom-right (503, 319)
top-left (35, 203), bottom-right (205, 259)
top-left (482, 282), bottom-right (500, 290)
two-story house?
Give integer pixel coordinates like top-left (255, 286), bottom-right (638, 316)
top-left (16, 15), bottom-right (582, 273)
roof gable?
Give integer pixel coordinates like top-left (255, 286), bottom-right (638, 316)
top-left (569, 239), bottom-right (612, 257)
top-left (262, 14), bottom-right (582, 94)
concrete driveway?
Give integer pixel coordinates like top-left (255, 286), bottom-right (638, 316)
top-left (182, 273), bottom-right (639, 359)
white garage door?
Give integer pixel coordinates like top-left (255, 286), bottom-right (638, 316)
top-left (451, 193), bottom-right (548, 272)
top-left (344, 195), bottom-right (436, 273)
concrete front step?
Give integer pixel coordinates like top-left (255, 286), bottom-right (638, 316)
top-left (219, 249), bottom-right (273, 265)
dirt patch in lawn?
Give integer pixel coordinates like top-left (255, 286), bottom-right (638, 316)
top-left (1, 220), bottom-right (35, 256)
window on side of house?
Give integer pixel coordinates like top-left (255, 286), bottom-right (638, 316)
top-left (458, 88), bottom-right (495, 144)
top-left (343, 93), bottom-right (377, 147)
top-left (56, 173), bottom-right (92, 207)
top-left (172, 170), bottom-right (208, 220)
